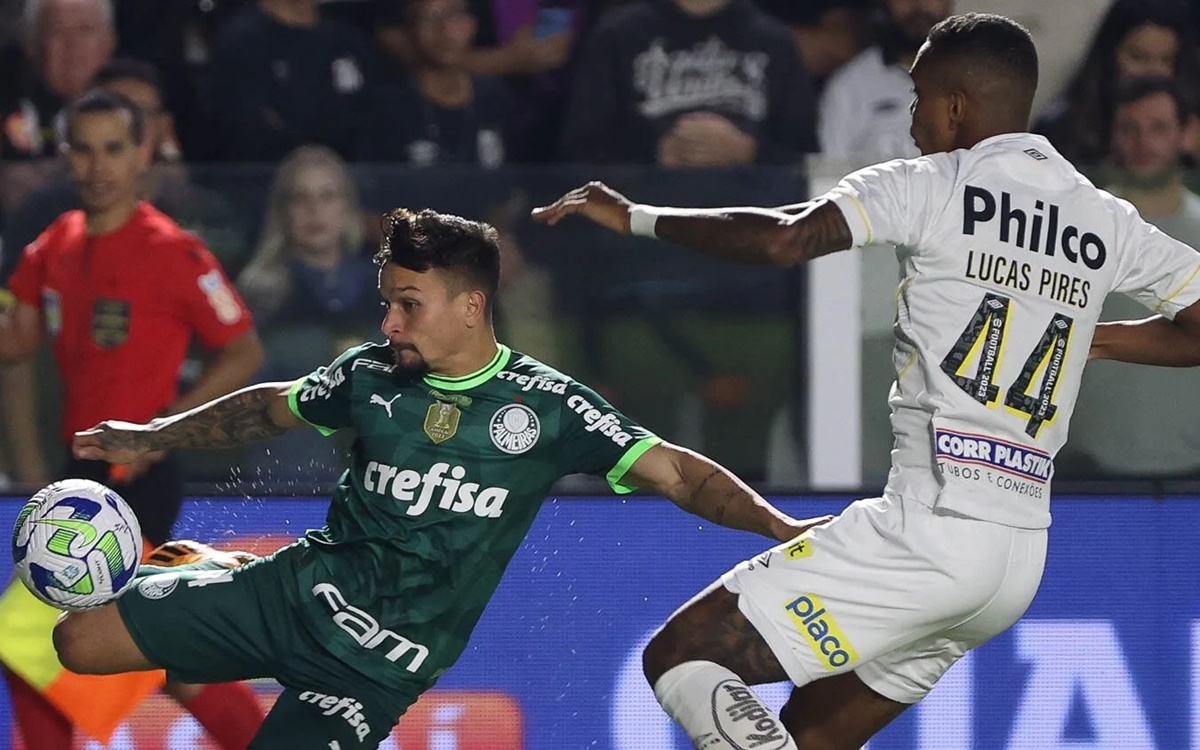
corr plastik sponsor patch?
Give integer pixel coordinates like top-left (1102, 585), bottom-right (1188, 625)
top-left (934, 427), bottom-right (1052, 483)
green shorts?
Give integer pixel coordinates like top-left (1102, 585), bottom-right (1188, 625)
top-left (116, 543), bottom-right (420, 749)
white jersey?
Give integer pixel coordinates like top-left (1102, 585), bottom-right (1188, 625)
top-left (827, 133), bottom-right (1200, 528)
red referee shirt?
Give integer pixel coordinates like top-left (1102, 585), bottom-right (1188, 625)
top-left (8, 201), bottom-right (254, 443)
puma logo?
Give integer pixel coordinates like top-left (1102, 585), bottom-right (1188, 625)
top-left (370, 393), bottom-right (402, 418)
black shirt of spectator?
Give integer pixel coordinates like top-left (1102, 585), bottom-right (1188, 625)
top-left (207, 5), bottom-right (377, 161)
top-left (560, 0), bottom-right (816, 164)
top-left (358, 76), bottom-right (510, 167)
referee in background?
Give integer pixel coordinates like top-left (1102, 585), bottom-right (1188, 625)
top-left (0, 89), bottom-right (266, 748)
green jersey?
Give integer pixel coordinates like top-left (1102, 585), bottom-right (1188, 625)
top-left (283, 342), bottom-right (660, 692)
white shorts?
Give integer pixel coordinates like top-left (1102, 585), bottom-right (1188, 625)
top-left (721, 495), bottom-right (1047, 704)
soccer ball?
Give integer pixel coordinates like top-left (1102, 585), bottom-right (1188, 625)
top-left (11, 479), bottom-right (143, 611)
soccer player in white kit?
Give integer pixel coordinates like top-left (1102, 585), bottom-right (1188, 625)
top-left (533, 12), bottom-right (1200, 750)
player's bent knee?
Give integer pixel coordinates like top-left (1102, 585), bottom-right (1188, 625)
top-left (53, 606), bottom-right (151, 675)
top-left (53, 612), bottom-right (101, 674)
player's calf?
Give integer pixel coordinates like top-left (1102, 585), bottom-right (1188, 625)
top-left (779, 675), bottom-right (910, 750)
top-left (53, 604), bottom-right (159, 675)
top-left (644, 581), bottom-right (798, 749)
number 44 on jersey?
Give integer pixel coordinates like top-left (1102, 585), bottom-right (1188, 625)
top-left (940, 291), bottom-right (1072, 438)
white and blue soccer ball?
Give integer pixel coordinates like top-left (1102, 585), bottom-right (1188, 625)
top-left (11, 478), bottom-right (143, 611)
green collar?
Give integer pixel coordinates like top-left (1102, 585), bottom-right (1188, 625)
top-left (422, 344), bottom-right (511, 391)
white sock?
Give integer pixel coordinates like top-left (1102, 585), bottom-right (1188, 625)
top-left (653, 660), bottom-right (798, 749)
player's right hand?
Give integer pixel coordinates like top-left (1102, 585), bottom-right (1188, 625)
top-left (72, 420), bottom-right (157, 465)
top-left (531, 181), bottom-right (633, 235)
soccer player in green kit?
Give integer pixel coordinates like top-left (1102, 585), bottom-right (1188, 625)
top-left (53, 207), bottom-right (828, 749)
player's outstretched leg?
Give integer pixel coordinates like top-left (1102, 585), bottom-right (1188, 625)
top-left (643, 580), bottom-right (799, 750)
top-left (56, 541), bottom-right (260, 677)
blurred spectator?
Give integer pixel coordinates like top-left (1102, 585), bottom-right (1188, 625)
top-left (756, 0), bottom-right (869, 85)
top-left (235, 144), bottom-right (376, 485)
top-left (375, 0), bottom-right (577, 79)
top-left (2, 0), bottom-right (115, 159)
top-left (0, 88), bottom-right (264, 750)
top-left (1064, 74), bottom-right (1200, 479)
top-left (371, 0), bottom-right (579, 163)
top-left (2, 59), bottom-right (248, 284)
top-left (559, 0), bottom-right (816, 166)
top-left (1107, 76), bottom-right (1200, 244)
top-left (1036, 0), bottom-right (1200, 169)
top-left (359, 0), bottom-right (511, 167)
top-left (238, 144), bottom-right (378, 330)
top-left (463, 0), bottom-right (577, 77)
top-left (112, 0), bottom-right (257, 161)
top-left (93, 58), bottom-right (182, 163)
top-left (207, 0), bottom-right (378, 161)
top-left (818, 0), bottom-right (954, 162)
top-left (461, 0), bottom-right (583, 162)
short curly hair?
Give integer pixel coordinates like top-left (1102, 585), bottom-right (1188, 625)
top-left (924, 13), bottom-right (1039, 94)
top-left (374, 208), bottom-right (501, 308)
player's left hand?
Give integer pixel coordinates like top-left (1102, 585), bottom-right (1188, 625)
top-left (530, 181), bottom-right (633, 234)
top-left (772, 514), bottom-right (836, 542)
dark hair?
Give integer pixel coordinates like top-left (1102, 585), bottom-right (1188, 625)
top-left (923, 13), bottom-right (1039, 93)
top-left (1115, 75), bottom-right (1195, 124)
top-left (61, 88), bottom-right (145, 146)
top-left (375, 208), bottom-right (501, 307)
top-left (91, 57), bottom-right (162, 96)
top-left (1044, 0), bottom-right (1200, 163)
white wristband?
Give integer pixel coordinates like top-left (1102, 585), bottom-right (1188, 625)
top-left (628, 205), bottom-right (659, 238)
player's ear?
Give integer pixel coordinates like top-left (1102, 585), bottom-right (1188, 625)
top-left (947, 89), bottom-right (968, 130)
top-left (464, 289), bottom-right (487, 328)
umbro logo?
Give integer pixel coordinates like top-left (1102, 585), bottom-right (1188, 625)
top-left (370, 393), bottom-right (402, 418)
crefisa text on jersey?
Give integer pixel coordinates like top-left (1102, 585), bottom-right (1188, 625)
top-left (496, 370), bottom-right (568, 394)
top-left (963, 185), bottom-right (1100, 310)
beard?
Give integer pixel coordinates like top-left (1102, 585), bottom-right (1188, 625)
top-left (390, 342), bottom-right (431, 380)
top-left (1108, 162), bottom-right (1181, 192)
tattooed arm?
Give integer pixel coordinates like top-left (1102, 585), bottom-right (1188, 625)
top-left (622, 443), bottom-right (832, 542)
top-left (530, 181), bottom-right (853, 267)
top-left (72, 382), bottom-right (303, 464)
